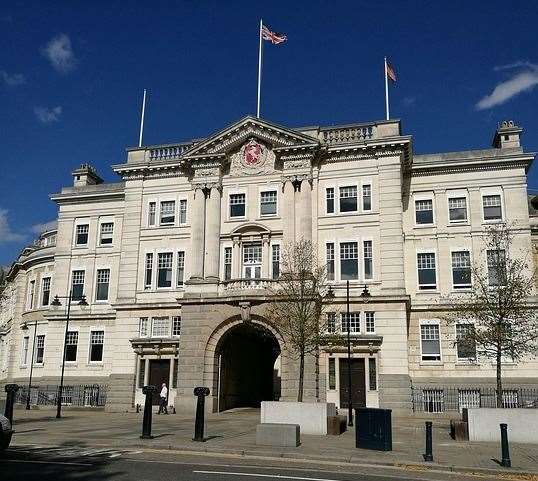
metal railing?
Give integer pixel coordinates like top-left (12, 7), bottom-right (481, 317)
top-left (15, 384), bottom-right (108, 408)
top-left (411, 386), bottom-right (538, 413)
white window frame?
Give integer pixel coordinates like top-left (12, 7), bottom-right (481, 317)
top-left (35, 334), bottom-right (45, 365)
top-left (339, 239), bottom-right (359, 281)
top-left (362, 237), bottom-right (374, 281)
top-left (70, 269), bottom-right (86, 300)
top-left (88, 329), bottom-right (105, 364)
top-left (21, 335), bottom-right (30, 366)
top-left (419, 319), bottom-right (442, 363)
top-left (259, 185), bottom-right (278, 217)
top-left (147, 201), bottom-right (157, 227)
top-left (338, 184), bottom-right (359, 214)
top-left (341, 311), bottom-right (361, 334)
top-left (271, 242), bottom-right (281, 279)
top-left (416, 249), bottom-right (438, 291)
top-left (95, 267), bottom-right (111, 302)
top-left (64, 329), bottom-right (79, 364)
top-left (74, 220), bottom-right (90, 247)
top-left (159, 199), bottom-right (176, 226)
top-left (221, 243), bottom-right (233, 281)
top-left (139, 317), bottom-right (149, 338)
top-left (361, 179), bottom-right (373, 213)
top-left (41, 275), bottom-right (52, 306)
top-left (151, 317), bottom-right (171, 337)
top-left (481, 187), bottom-right (504, 223)
top-left (446, 190), bottom-right (469, 224)
top-left (414, 193), bottom-right (435, 227)
top-left (156, 251), bottom-right (174, 289)
top-left (98, 220), bottom-right (114, 246)
top-left (326, 240), bottom-right (336, 282)
top-left (365, 311), bottom-right (375, 334)
top-left (178, 197), bottom-right (188, 225)
top-left (172, 316), bottom-right (181, 337)
top-left (450, 248), bottom-right (472, 290)
top-left (176, 251), bottom-right (185, 287)
top-left (27, 279), bottom-right (36, 310)
top-left (486, 248), bottom-right (506, 287)
top-left (325, 185), bottom-right (336, 215)
top-left (455, 321), bottom-right (477, 362)
top-left (229, 189), bottom-right (247, 220)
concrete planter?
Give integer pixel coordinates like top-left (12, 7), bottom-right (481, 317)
top-left (467, 408), bottom-right (538, 443)
top-left (260, 401), bottom-right (336, 435)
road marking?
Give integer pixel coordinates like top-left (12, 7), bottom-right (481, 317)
top-left (3, 459), bottom-right (91, 467)
top-left (193, 471), bottom-right (343, 481)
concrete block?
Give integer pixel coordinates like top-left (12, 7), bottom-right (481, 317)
top-left (256, 423), bottom-right (300, 447)
top-left (261, 401), bottom-right (336, 435)
top-left (467, 408), bottom-right (538, 443)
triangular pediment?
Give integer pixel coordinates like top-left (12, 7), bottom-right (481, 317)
top-left (182, 116), bottom-right (319, 159)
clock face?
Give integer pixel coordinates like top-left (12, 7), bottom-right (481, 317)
top-left (244, 141), bottom-right (262, 165)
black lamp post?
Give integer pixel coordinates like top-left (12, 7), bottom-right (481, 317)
top-left (21, 321), bottom-right (38, 410)
top-left (51, 291), bottom-right (87, 419)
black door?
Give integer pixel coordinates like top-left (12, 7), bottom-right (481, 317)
top-left (339, 358), bottom-right (366, 408)
top-left (148, 360), bottom-right (170, 405)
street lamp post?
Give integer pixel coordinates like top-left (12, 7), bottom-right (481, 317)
top-left (21, 320), bottom-right (38, 410)
top-left (346, 280), bottom-right (353, 426)
top-left (51, 291), bottom-right (87, 419)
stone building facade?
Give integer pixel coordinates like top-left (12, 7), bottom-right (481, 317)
top-left (0, 117), bottom-right (536, 414)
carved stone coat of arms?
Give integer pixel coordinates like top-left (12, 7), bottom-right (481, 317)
top-left (229, 139), bottom-right (275, 176)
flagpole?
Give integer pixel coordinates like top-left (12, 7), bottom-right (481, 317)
top-left (384, 57), bottom-right (389, 120)
top-left (256, 19), bottom-right (263, 118)
top-left (138, 88), bottom-right (147, 147)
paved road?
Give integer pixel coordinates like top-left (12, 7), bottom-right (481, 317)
top-left (0, 445), bottom-right (496, 481)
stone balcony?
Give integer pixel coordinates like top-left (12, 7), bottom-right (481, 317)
top-left (219, 278), bottom-right (277, 295)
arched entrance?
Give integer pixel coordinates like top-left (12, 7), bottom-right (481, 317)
top-left (216, 322), bottom-right (281, 412)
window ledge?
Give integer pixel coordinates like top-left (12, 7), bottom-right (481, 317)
top-left (448, 222), bottom-right (470, 227)
top-left (414, 224), bottom-right (436, 229)
top-left (419, 361), bottom-right (444, 366)
top-left (416, 289), bottom-right (440, 294)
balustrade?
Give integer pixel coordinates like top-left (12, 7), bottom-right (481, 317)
top-left (221, 278), bottom-right (277, 291)
top-left (321, 125), bottom-right (375, 145)
top-left (148, 143), bottom-right (194, 162)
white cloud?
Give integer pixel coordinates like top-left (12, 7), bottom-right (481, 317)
top-left (476, 62), bottom-right (538, 110)
top-left (1, 70), bottom-right (26, 86)
top-left (30, 220), bottom-right (57, 234)
top-left (42, 33), bottom-right (76, 73)
top-left (0, 209), bottom-right (26, 244)
top-left (34, 106), bottom-right (62, 124)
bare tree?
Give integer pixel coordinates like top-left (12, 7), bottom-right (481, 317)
top-left (265, 239), bottom-right (331, 402)
top-left (444, 224), bottom-right (538, 407)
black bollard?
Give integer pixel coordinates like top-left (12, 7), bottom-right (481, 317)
top-left (500, 423), bottom-right (511, 468)
top-left (423, 421), bottom-right (433, 462)
top-left (193, 387), bottom-right (210, 442)
top-left (140, 385), bottom-right (156, 439)
top-left (4, 384), bottom-right (20, 426)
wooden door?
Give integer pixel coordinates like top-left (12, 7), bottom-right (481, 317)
top-left (339, 358), bottom-right (366, 409)
top-left (148, 359), bottom-right (170, 405)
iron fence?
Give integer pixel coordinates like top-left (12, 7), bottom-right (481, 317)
top-left (411, 386), bottom-right (538, 413)
top-left (15, 384), bottom-right (108, 408)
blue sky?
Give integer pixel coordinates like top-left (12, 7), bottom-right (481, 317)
top-left (1, 0), bottom-right (538, 265)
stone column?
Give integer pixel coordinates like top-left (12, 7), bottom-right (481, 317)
top-left (189, 187), bottom-right (206, 280)
top-left (204, 185), bottom-right (221, 281)
top-left (299, 178), bottom-right (312, 243)
top-left (282, 179), bottom-right (295, 247)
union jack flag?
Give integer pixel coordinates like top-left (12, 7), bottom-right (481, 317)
top-left (262, 25), bottom-right (287, 45)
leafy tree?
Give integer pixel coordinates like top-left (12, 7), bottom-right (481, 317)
top-left (265, 239), bottom-right (331, 402)
top-left (444, 224), bottom-right (538, 407)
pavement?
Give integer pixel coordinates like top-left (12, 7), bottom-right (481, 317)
top-left (5, 407), bottom-right (538, 480)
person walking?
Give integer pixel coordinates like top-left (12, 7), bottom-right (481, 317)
top-left (157, 382), bottom-right (168, 415)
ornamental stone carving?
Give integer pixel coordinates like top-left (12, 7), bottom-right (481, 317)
top-left (229, 139), bottom-right (276, 176)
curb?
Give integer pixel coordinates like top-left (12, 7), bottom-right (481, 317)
top-left (12, 440), bottom-right (538, 479)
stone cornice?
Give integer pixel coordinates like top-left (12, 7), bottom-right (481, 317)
top-left (411, 158), bottom-right (532, 177)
